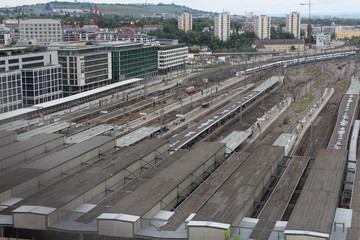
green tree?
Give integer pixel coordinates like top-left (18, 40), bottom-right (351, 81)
top-left (224, 229), bottom-right (230, 240)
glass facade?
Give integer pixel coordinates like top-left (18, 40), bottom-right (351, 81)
top-left (58, 47), bottom-right (112, 96)
top-left (22, 65), bottom-right (63, 106)
top-left (110, 46), bottom-right (158, 81)
top-left (0, 71), bottom-right (23, 113)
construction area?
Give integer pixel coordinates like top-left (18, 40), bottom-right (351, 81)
top-left (0, 51), bottom-right (359, 240)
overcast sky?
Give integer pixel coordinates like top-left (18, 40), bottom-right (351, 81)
top-left (1, 0), bottom-right (359, 16)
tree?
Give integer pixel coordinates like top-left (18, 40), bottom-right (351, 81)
top-left (290, 45), bottom-right (296, 51)
top-left (224, 229), bottom-right (230, 240)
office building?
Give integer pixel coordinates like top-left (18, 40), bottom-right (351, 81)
top-left (286, 12), bottom-right (301, 39)
top-left (178, 12), bottom-right (193, 32)
top-left (22, 65), bottom-right (63, 106)
top-left (255, 15), bottom-right (271, 39)
top-left (214, 12), bottom-right (231, 41)
top-left (0, 47), bottom-right (62, 111)
top-left (0, 71), bottom-right (22, 114)
top-left (100, 42), bottom-right (158, 81)
top-left (57, 46), bottom-right (112, 96)
top-left (316, 32), bottom-right (331, 46)
top-left (158, 44), bottom-right (188, 74)
top-left (19, 19), bottom-right (62, 43)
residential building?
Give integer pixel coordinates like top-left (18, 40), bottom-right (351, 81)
top-left (19, 19), bottom-right (62, 43)
top-left (100, 42), bottom-right (158, 81)
top-left (22, 65), bottom-right (63, 106)
top-left (143, 25), bottom-right (163, 33)
top-left (214, 12), bottom-right (231, 41)
top-left (57, 46), bottom-right (112, 96)
top-left (0, 47), bottom-right (61, 112)
top-left (252, 39), bottom-right (305, 52)
top-left (336, 30), bottom-right (360, 39)
top-left (255, 15), bottom-right (271, 39)
top-left (316, 32), bottom-right (331, 47)
top-left (178, 12), bottom-right (193, 32)
top-left (158, 44), bottom-right (188, 74)
top-left (0, 31), bottom-right (12, 46)
top-left (286, 12), bottom-right (301, 39)
top-left (0, 71), bottom-right (22, 114)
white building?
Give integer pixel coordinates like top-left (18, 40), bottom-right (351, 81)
top-left (158, 44), bottom-right (188, 74)
top-left (316, 32), bottom-right (331, 47)
top-left (178, 12), bottom-right (193, 32)
top-left (0, 71), bottom-right (23, 113)
top-left (255, 15), bottom-right (271, 39)
top-left (0, 48), bottom-right (62, 112)
top-left (19, 19), bottom-right (62, 43)
top-left (214, 12), bottom-right (231, 41)
top-left (22, 65), bottom-right (63, 106)
top-left (286, 12), bottom-right (301, 39)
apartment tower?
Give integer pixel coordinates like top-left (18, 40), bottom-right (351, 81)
top-left (255, 15), bottom-right (271, 39)
top-left (286, 12), bottom-right (301, 39)
top-left (214, 12), bottom-right (231, 42)
top-left (178, 12), bottom-right (193, 32)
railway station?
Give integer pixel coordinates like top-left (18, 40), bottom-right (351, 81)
top-left (0, 51), bottom-right (359, 240)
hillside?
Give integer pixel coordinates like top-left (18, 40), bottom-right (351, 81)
top-left (18, 1), bottom-right (213, 17)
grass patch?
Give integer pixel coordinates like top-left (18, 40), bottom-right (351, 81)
top-left (315, 73), bottom-right (331, 88)
top-left (337, 80), bottom-right (347, 92)
top-left (295, 95), bottom-right (314, 114)
top-left (283, 117), bottom-right (290, 125)
top-left (306, 65), bottom-right (320, 75)
top-left (285, 70), bottom-right (299, 78)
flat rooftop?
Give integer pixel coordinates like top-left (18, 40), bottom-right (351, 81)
top-left (285, 149), bottom-right (347, 236)
top-left (0, 133), bottom-right (64, 162)
top-left (0, 130), bottom-right (15, 139)
top-left (2, 139), bottom-right (168, 212)
top-left (0, 136), bottom-right (114, 194)
top-left (103, 142), bottom-right (224, 216)
top-left (193, 145), bottom-right (284, 224)
top-left (65, 124), bottom-right (116, 144)
top-left (116, 126), bottom-right (160, 148)
top-left (78, 142), bottom-right (224, 223)
top-left (0, 119), bottom-right (39, 132)
top-left (17, 122), bottom-right (73, 141)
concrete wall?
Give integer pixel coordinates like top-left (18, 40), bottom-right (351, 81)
top-left (13, 213), bottom-right (47, 230)
top-left (2, 139), bottom-right (114, 202)
top-left (0, 135), bottom-right (64, 170)
top-left (188, 225), bottom-right (230, 240)
top-left (286, 235), bottom-right (326, 240)
top-left (0, 132), bottom-right (16, 147)
top-left (98, 218), bottom-right (141, 238)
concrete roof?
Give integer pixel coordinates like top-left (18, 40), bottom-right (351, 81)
top-left (0, 119), bottom-right (40, 132)
top-left (285, 149), bottom-right (347, 236)
top-left (0, 133), bottom-right (63, 161)
top-left (66, 124), bottom-right (116, 144)
top-left (17, 122), bottom-right (74, 141)
top-left (116, 126), bottom-right (160, 148)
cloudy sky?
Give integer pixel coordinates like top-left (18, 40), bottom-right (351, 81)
top-left (1, 0), bottom-right (359, 16)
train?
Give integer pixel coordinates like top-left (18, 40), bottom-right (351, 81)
top-left (341, 120), bottom-right (360, 208)
top-left (239, 51), bottom-right (356, 75)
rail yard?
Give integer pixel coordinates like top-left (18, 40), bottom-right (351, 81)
top-left (0, 50), bottom-right (360, 240)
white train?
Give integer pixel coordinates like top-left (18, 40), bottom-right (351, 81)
top-left (341, 119), bottom-right (360, 208)
top-left (239, 51), bottom-right (356, 75)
